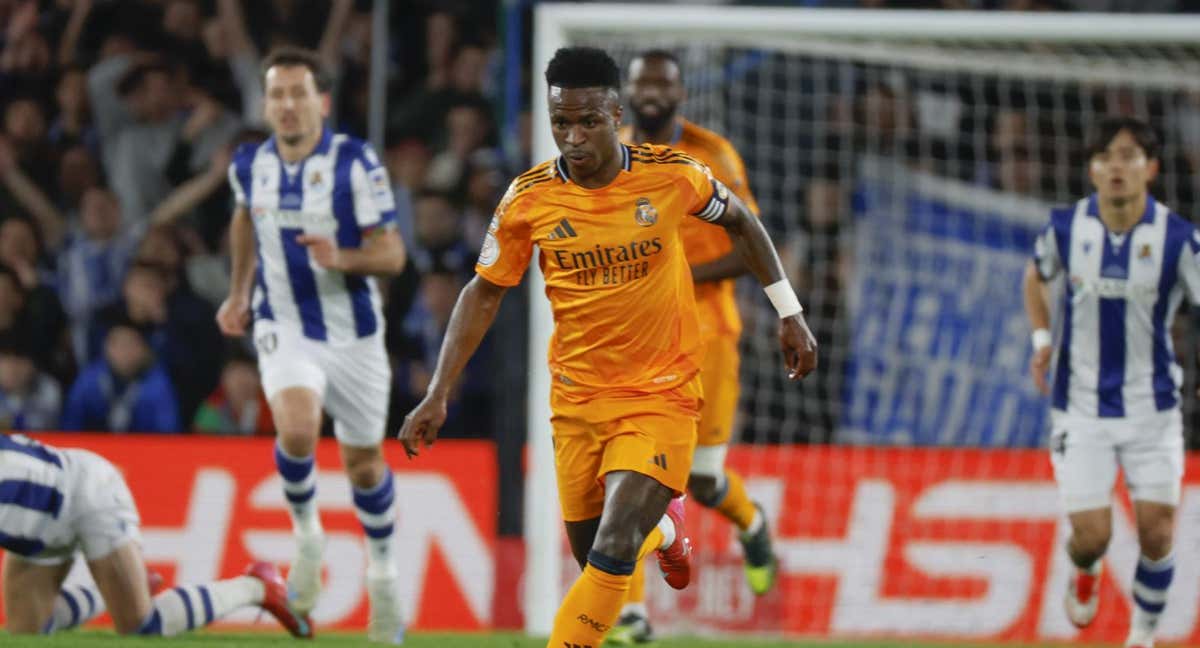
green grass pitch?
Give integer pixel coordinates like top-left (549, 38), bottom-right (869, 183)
top-left (0, 631), bottom-right (1120, 647)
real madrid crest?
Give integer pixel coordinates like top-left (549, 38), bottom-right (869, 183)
top-left (634, 197), bottom-right (658, 227)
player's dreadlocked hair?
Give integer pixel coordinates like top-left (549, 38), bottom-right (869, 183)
top-left (544, 47), bottom-right (620, 91)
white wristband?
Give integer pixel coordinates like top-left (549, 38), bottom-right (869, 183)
top-left (764, 279), bottom-right (803, 318)
top-left (1031, 328), bottom-right (1052, 351)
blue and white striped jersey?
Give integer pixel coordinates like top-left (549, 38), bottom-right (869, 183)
top-left (229, 128), bottom-right (397, 345)
top-left (0, 434), bottom-right (68, 557)
top-left (1034, 194), bottom-right (1200, 418)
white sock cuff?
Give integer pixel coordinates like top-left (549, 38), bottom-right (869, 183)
top-left (1139, 552), bottom-right (1175, 570)
top-left (656, 514), bottom-right (675, 550)
top-left (743, 509), bottom-right (764, 536)
top-left (619, 602), bottom-right (647, 618)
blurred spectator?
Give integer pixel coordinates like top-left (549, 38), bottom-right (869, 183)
top-left (392, 262), bottom-right (489, 437)
top-left (0, 134), bottom-right (66, 251)
top-left (389, 12), bottom-right (498, 145)
top-left (409, 190), bottom-right (471, 275)
top-left (461, 152), bottom-right (506, 253)
top-left (58, 186), bottom-right (142, 363)
top-left (426, 98), bottom-right (498, 193)
top-left (48, 65), bottom-right (96, 152)
top-left (193, 345), bottom-right (273, 436)
top-left (386, 137), bottom-right (432, 250)
top-left (92, 256), bottom-right (222, 424)
top-left (88, 52), bottom-right (238, 227)
top-left (984, 107), bottom-right (1040, 195)
top-left (0, 1), bottom-right (52, 82)
top-left (61, 313), bottom-right (180, 433)
top-left (0, 264), bottom-right (24, 331)
top-left (4, 95), bottom-right (57, 192)
top-left (0, 216), bottom-right (67, 375)
top-left (56, 144), bottom-right (101, 220)
top-left (0, 331), bottom-right (61, 431)
top-left (151, 126), bottom-right (269, 251)
top-left (855, 75), bottom-right (915, 155)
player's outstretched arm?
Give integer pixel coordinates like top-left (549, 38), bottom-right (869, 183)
top-left (398, 274), bottom-right (508, 458)
top-left (296, 228), bottom-right (406, 276)
top-left (711, 195), bottom-right (817, 380)
top-left (1023, 260), bottom-right (1053, 395)
top-left (216, 205), bottom-right (256, 337)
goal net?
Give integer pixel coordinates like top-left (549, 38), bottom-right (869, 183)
top-left (527, 5), bottom-right (1200, 644)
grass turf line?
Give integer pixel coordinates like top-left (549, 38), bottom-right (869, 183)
top-left (0, 631), bottom-right (1121, 647)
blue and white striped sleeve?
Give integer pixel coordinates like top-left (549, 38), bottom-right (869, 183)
top-left (1178, 227), bottom-right (1200, 305)
top-left (1033, 222), bottom-right (1061, 280)
top-left (228, 143), bottom-right (256, 208)
top-left (349, 143), bottom-right (398, 233)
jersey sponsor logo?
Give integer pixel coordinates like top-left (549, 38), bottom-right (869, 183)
top-left (550, 238), bottom-right (664, 287)
top-left (1068, 275), bottom-right (1157, 301)
top-left (262, 209), bottom-right (333, 229)
top-left (634, 197), bottom-right (658, 227)
top-left (550, 238), bottom-right (663, 271)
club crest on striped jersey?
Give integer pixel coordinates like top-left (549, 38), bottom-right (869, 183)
top-left (634, 197), bottom-right (658, 227)
top-left (308, 170), bottom-right (324, 189)
top-left (1138, 243), bottom-right (1153, 261)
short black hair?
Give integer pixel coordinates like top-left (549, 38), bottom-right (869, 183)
top-left (261, 46), bottom-right (332, 92)
top-left (632, 49), bottom-right (682, 82)
top-left (1086, 116), bottom-right (1160, 161)
top-left (101, 307), bottom-right (149, 344)
top-left (0, 327), bottom-right (32, 359)
top-left (544, 47), bottom-right (620, 91)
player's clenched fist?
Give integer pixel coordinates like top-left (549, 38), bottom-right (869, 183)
top-left (781, 314), bottom-right (818, 381)
top-left (216, 294), bottom-right (251, 336)
top-left (398, 395), bottom-right (449, 459)
top-left (296, 234), bottom-right (343, 271)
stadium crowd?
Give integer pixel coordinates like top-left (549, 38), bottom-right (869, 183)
top-left (0, 0), bottom-right (508, 436)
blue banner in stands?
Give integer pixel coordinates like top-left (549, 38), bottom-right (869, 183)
top-left (839, 159), bottom-right (1053, 447)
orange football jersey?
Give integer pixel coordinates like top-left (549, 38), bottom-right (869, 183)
top-left (620, 119), bottom-right (759, 338)
top-left (475, 143), bottom-right (731, 400)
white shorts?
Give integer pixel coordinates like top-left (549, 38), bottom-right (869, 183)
top-left (22, 450), bottom-right (141, 566)
top-left (1049, 408), bottom-right (1185, 513)
top-left (253, 320), bottom-right (392, 447)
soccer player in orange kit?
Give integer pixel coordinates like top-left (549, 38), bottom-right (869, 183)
top-left (611, 49), bottom-right (778, 644)
top-left (398, 47), bottom-right (816, 648)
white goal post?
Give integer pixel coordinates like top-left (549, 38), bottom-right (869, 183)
top-left (525, 4), bottom-right (1200, 638)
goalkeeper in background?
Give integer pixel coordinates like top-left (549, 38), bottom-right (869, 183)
top-left (1025, 116), bottom-right (1197, 648)
top-left (614, 49), bottom-right (779, 645)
